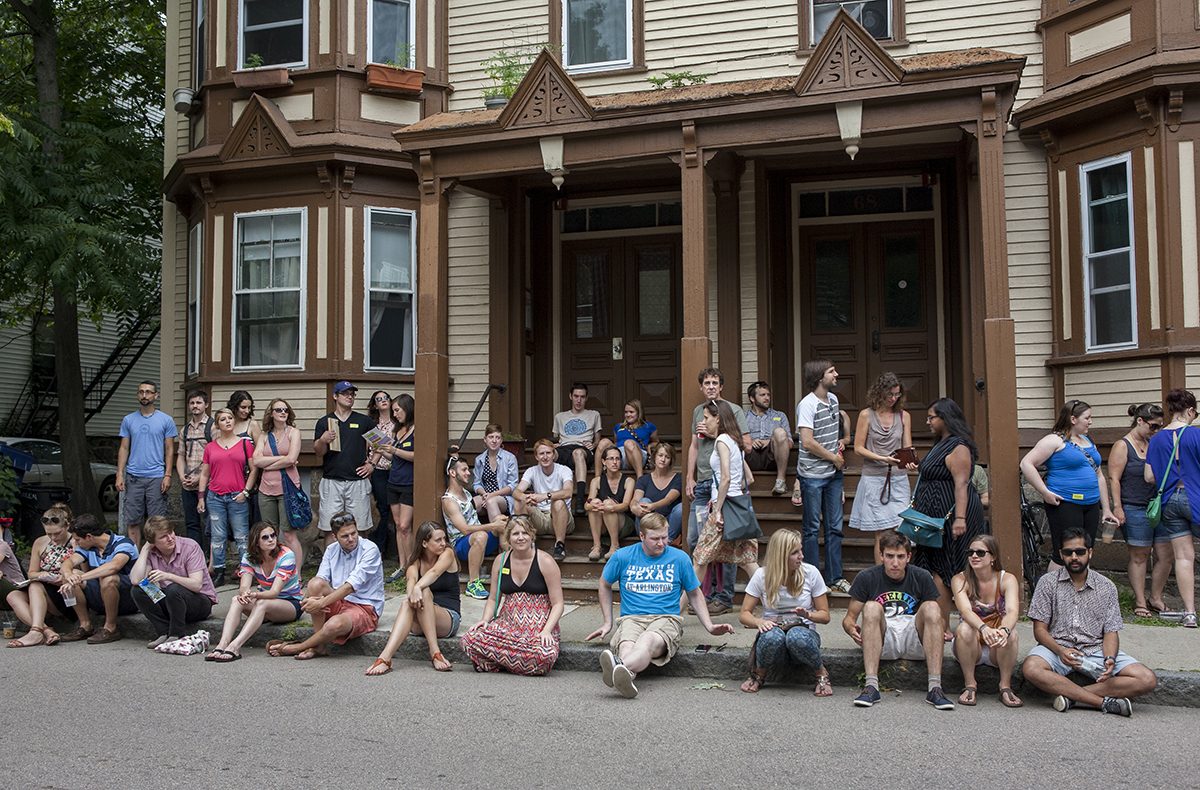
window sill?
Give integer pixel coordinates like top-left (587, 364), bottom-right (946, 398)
top-left (795, 38), bottom-right (908, 57)
top-left (1043, 344), bottom-right (1200, 367)
top-left (565, 64), bottom-right (648, 79)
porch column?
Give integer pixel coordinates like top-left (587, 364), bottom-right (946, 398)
top-left (975, 92), bottom-right (1022, 591)
top-left (414, 151), bottom-right (451, 526)
top-left (711, 152), bottom-right (744, 398)
top-left (679, 122), bottom-right (711, 540)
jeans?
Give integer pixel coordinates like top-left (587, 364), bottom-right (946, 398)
top-left (799, 472), bottom-right (844, 582)
top-left (754, 625), bottom-right (822, 671)
top-left (635, 499), bottom-right (684, 542)
top-left (1160, 487), bottom-right (1199, 541)
top-left (131, 582), bottom-right (213, 637)
top-left (689, 480), bottom-right (735, 605)
top-left (180, 488), bottom-right (207, 560)
top-left (207, 492), bottom-right (250, 572)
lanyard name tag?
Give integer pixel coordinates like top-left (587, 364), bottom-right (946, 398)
top-left (1072, 493), bottom-right (1084, 500)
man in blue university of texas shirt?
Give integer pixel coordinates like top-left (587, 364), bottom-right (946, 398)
top-left (588, 513), bottom-right (733, 699)
top-left (842, 529), bottom-right (954, 711)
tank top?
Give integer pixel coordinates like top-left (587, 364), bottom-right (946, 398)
top-left (425, 563), bottom-right (461, 613)
top-left (441, 489), bottom-right (478, 542)
top-left (1043, 436), bottom-right (1102, 505)
top-left (257, 429), bottom-right (301, 497)
top-left (598, 474), bottom-right (629, 503)
top-left (709, 434), bottom-right (746, 500)
top-left (388, 427), bottom-right (415, 486)
top-left (500, 551), bottom-right (549, 595)
top-left (862, 409), bottom-right (903, 477)
top-left (39, 537), bottom-right (74, 575)
top-left (970, 570), bottom-right (1007, 619)
top-left (1118, 437), bottom-right (1156, 507)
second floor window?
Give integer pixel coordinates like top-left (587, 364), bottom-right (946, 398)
top-left (1080, 154), bottom-right (1136, 351)
top-left (240, 0), bottom-right (307, 69)
top-left (564, 0), bottom-right (632, 72)
top-left (235, 210), bottom-right (305, 368)
top-left (370, 0), bottom-right (414, 66)
top-left (365, 208), bottom-right (416, 371)
top-left (195, 0), bottom-right (206, 87)
top-left (811, 0), bottom-right (892, 46)
top-left (187, 222), bottom-right (203, 375)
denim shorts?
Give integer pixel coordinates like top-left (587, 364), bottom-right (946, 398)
top-left (1120, 504), bottom-right (1153, 547)
top-left (1159, 487), bottom-right (1198, 542)
top-left (1027, 645), bottom-right (1141, 677)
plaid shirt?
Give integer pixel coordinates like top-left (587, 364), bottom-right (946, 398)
top-left (178, 417), bottom-right (212, 488)
top-left (1027, 566), bottom-right (1123, 652)
top-left (745, 407), bottom-right (791, 442)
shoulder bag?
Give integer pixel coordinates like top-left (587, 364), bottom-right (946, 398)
top-left (1146, 426), bottom-right (1186, 529)
top-left (268, 431), bottom-right (312, 530)
top-left (721, 494), bottom-right (762, 541)
top-left (896, 474), bottom-right (950, 549)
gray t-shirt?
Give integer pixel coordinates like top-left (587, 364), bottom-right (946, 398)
top-left (552, 409), bottom-right (602, 446)
top-left (691, 400), bottom-right (750, 482)
top-left (795, 391), bottom-right (840, 479)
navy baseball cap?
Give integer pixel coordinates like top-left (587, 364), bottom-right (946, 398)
top-left (333, 380), bottom-right (358, 394)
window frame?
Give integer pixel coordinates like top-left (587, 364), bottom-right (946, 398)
top-left (1079, 151), bottom-right (1137, 353)
top-left (367, 0), bottom-right (416, 67)
top-left (232, 207), bottom-right (307, 371)
top-left (798, 0), bottom-right (906, 52)
top-left (187, 221), bottom-right (203, 376)
top-left (237, 0), bottom-right (309, 71)
top-left (194, 0), bottom-right (207, 88)
top-left (363, 206), bottom-right (418, 373)
top-left (550, 0), bottom-right (644, 75)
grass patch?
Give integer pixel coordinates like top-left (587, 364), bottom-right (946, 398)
top-left (1116, 581), bottom-right (1177, 627)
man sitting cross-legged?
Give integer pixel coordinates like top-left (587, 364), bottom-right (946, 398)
top-left (442, 457), bottom-right (508, 600)
top-left (267, 512), bottom-right (383, 660)
top-left (843, 529), bottom-right (954, 710)
top-left (58, 514), bottom-right (140, 645)
top-left (1021, 527), bottom-right (1157, 717)
top-left (586, 513), bottom-right (734, 699)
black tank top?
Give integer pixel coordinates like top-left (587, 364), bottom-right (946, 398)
top-left (500, 551), bottom-right (549, 595)
top-left (599, 474), bottom-right (628, 502)
top-left (425, 564), bottom-right (461, 613)
top-left (1119, 438), bottom-right (1157, 506)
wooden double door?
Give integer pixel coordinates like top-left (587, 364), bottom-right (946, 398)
top-left (800, 221), bottom-right (939, 411)
top-left (561, 235), bottom-right (682, 433)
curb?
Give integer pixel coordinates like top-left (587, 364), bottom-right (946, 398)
top-left (116, 615), bottom-right (1198, 708)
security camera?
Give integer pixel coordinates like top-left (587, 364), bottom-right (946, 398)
top-left (172, 87), bottom-right (196, 115)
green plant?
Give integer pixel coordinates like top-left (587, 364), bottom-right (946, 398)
top-left (647, 70), bottom-right (712, 89)
top-left (0, 456), bottom-right (18, 518)
top-left (279, 622), bottom-right (300, 641)
top-left (244, 53), bottom-right (265, 69)
top-left (382, 43), bottom-right (416, 69)
top-left (481, 42), bottom-right (549, 100)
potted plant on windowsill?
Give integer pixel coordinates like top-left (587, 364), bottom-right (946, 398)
top-left (232, 53), bottom-right (291, 90)
top-left (365, 44), bottom-right (423, 96)
top-left (480, 42), bottom-right (550, 109)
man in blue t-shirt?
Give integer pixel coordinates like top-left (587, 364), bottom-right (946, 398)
top-left (587, 513), bottom-right (733, 698)
top-left (57, 514), bottom-right (140, 644)
top-left (117, 380), bottom-right (178, 546)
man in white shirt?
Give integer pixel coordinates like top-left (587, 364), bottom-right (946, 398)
top-left (514, 439), bottom-right (576, 561)
top-left (552, 383), bottom-right (612, 515)
top-left (795, 359), bottom-right (850, 592)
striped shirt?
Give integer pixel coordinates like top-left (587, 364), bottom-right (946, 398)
top-left (238, 547), bottom-right (302, 601)
top-left (795, 391), bottom-right (840, 479)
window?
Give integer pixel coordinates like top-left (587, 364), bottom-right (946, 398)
top-left (234, 210), bottom-right (305, 368)
top-left (1080, 153), bottom-right (1136, 351)
top-left (187, 223), bottom-right (203, 375)
top-left (804, 0), bottom-right (901, 49)
top-left (195, 0), bottom-right (207, 87)
top-left (364, 208), bottom-right (416, 371)
top-left (563, 0), bottom-right (632, 71)
top-left (239, 0), bottom-right (307, 69)
top-left (369, 0), bottom-right (414, 66)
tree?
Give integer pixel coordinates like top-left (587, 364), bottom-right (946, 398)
top-left (0, 0), bottom-right (164, 519)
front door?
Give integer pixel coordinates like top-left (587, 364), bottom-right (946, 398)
top-left (801, 221), bottom-right (939, 410)
top-left (562, 235), bottom-right (682, 434)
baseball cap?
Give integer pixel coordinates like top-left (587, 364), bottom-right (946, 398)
top-left (333, 380), bottom-right (358, 394)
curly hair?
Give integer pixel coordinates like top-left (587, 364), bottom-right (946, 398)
top-left (866, 372), bottom-right (904, 413)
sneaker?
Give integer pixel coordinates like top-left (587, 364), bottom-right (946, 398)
top-left (465, 578), bottom-right (488, 599)
top-left (1052, 695), bottom-right (1074, 712)
top-left (387, 567), bottom-right (405, 583)
top-left (1100, 696), bottom-right (1132, 717)
top-left (853, 686), bottom-right (882, 707)
top-left (831, 578), bottom-right (852, 594)
top-left (925, 687), bottom-right (955, 711)
top-left (1182, 612), bottom-right (1197, 629)
top-left (771, 479), bottom-right (787, 495)
top-left (706, 599), bottom-right (732, 615)
top-left (612, 663), bottom-right (639, 699)
top-left (553, 542), bottom-right (566, 561)
top-left (146, 635), bottom-right (173, 650)
top-left (599, 649), bottom-right (618, 688)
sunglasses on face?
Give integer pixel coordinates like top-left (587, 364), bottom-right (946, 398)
top-left (1060, 547), bottom-right (1089, 557)
top-left (966, 549), bottom-right (990, 558)
top-left (260, 533), bottom-right (277, 541)
top-left (272, 407), bottom-right (289, 414)
top-left (374, 396), bottom-right (390, 403)
top-left (42, 516), bottom-right (62, 525)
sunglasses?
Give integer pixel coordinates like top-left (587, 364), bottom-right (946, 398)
top-left (374, 395), bottom-right (390, 403)
top-left (966, 549), bottom-right (990, 558)
top-left (1060, 547), bottom-right (1089, 557)
top-left (272, 407), bottom-right (289, 414)
top-left (42, 516), bottom-right (63, 525)
top-left (446, 455), bottom-right (461, 473)
top-left (330, 514), bottom-right (356, 527)
top-left (260, 533), bottom-right (277, 541)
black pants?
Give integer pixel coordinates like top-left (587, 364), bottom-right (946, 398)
top-left (1045, 499), bottom-right (1100, 556)
top-left (180, 489), bottom-right (208, 560)
top-left (131, 583), bottom-right (213, 637)
top-left (369, 468), bottom-right (395, 560)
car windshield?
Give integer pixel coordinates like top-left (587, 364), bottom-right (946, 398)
top-left (18, 440), bottom-right (62, 463)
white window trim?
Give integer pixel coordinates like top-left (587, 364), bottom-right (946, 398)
top-left (363, 206), bottom-right (418, 373)
top-left (232, 208), bottom-right (307, 371)
top-left (367, 0), bottom-right (416, 67)
top-left (237, 0), bottom-right (309, 70)
top-left (810, 0), bottom-right (893, 47)
top-left (1080, 151), bottom-right (1137, 352)
top-left (194, 0), bottom-right (206, 88)
top-left (562, 0), bottom-right (633, 74)
top-left (187, 222), bottom-right (203, 376)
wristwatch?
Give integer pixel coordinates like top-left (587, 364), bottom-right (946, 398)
top-left (1104, 655), bottom-right (1116, 663)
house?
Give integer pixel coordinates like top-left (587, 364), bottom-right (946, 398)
top-left (159, 0), bottom-right (1200, 583)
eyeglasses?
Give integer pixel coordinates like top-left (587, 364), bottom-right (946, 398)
top-left (966, 549), bottom-right (990, 558)
top-left (1060, 547), bottom-right (1089, 557)
top-left (272, 407), bottom-right (289, 414)
top-left (260, 533), bottom-right (277, 541)
top-left (1147, 422), bottom-right (1163, 432)
top-left (41, 516), bottom-right (62, 525)
top-left (339, 391), bottom-right (357, 398)
top-left (887, 391), bottom-right (902, 400)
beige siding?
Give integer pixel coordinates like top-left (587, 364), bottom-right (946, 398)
top-left (166, 0), bottom-right (193, 167)
top-left (446, 2), bottom-right (549, 111)
top-left (163, 205), bottom-right (189, 419)
top-left (1188, 357), bottom-right (1200, 392)
top-left (447, 194), bottom-right (492, 439)
top-left (0, 316), bottom-right (35, 428)
top-left (210, 384), bottom-right (330, 430)
top-left (1063, 360), bottom-right (1161, 429)
top-left (739, 168), bottom-right (758, 389)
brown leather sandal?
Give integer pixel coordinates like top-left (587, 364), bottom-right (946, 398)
top-left (740, 672), bottom-right (766, 693)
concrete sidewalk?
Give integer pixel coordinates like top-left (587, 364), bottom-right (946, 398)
top-left (114, 583), bottom-right (1200, 708)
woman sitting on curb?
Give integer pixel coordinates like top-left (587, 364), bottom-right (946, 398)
top-left (461, 515), bottom-right (565, 675)
top-left (950, 534), bottom-right (1022, 707)
top-left (738, 528), bottom-right (832, 696)
top-left (207, 521), bottom-right (303, 662)
top-left (366, 520), bottom-right (461, 675)
top-left (5, 503), bottom-right (75, 647)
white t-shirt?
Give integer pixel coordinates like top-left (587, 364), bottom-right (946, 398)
top-left (795, 391), bottom-right (840, 479)
top-left (744, 563), bottom-right (829, 624)
top-left (519, 463), bottom-right (575, 511)
top-left (708, 434), bottom-right (746, 500)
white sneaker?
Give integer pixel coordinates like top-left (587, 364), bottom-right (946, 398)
top-left (599, 649), bottom-right (617, 688)
top-left (612, 664), bottom-right (639, 699)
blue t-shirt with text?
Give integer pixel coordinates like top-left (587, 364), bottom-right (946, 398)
top-left (119, 410), bottom-right (178, 478)
top-left (602, 544), bottom-right (698, 616)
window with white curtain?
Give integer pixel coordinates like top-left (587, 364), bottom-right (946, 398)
top-left (563, 0), bottom-right (632, 71)
top-left (365, 208), bottom-right (416, 371)
top-left (234, 210), bottom-right (305, 368)
top-left (1080, 153), bottom-right (1136, 351)
top-left (369, 0), bottom-right (414, 66)
top-left (187, 222), bottom-right (203, 375)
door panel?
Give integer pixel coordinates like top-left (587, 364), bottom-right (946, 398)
top-left (563, 242), bottom-right (624, 421)
top-left (802, 229), bottom-right (867, 409)
top-left (626, 238), bottom-right (681, 431)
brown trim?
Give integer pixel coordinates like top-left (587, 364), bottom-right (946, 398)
top-left (548, 0), bottom-right (645, 72)
top-left (1044, 345), bottom-right (1200, 367)
top-left (753, 160), bottom-right (771, 388)
top-left (796, 0), bottom-right (907, 54)
top-left (711, 152), bottom-right (744, 398)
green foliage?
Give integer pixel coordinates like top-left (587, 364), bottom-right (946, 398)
top-left (0, 456), bottom-right (18, 516)
top-left (482, 41), bottom-right (552, 100)
top-left (243, 52), bottom-right (264, 68)
top-left (279, 622), bottom-right (300, 641)
top-left (647, 71), bottom-right (712, 90)
top-left (380, 43), bottom-right (415, 69)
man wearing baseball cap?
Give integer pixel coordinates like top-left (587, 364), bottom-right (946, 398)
top-left (314, 381), bottom-right (374, 546)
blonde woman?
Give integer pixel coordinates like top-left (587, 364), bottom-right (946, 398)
top-left (5, 503), bottom-right (75, 647)
top-left (738, 529), bottom-right (832, 695)
top-left (613, 399), bottom-right (658, 478)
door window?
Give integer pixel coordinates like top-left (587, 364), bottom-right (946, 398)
top-left (813, 238), bottom-right (853, 330)
top-left (882, 234), bottom-right (920, 329)
top-left (636, 246), bottom-right (672, 336)
top-left (574, 251), bottom-right (610, 340)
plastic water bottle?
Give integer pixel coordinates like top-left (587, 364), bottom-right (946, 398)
top-left (1076, 654), bottom-right (1107, 679)
top-left (138, 578), bottom-right (166, 603)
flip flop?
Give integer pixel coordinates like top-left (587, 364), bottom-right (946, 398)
top-left (213, 650), bottom-right (242, 663)
top-left (366, 658), bottom-right (393, 676)
top-left (265, 639), bottom-right (292, 657)
top-left (791, 487), bottom-right (803, 507)
top-left (999, 687), bottom-right (1023, 708)
top-left (813, 675), bottom-right (833, 697)
top-left (431, 651), bottom-right (452, 672)
top-left (1132, 606), bottom-right (1155, 618)
top-left (958, 686), bottom-right (977, 706)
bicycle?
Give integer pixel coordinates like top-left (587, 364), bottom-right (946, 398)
top-left (1020, 482), bottom-right (1049, 600)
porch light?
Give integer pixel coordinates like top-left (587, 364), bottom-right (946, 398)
top-left (835, 101), bottom-right (863, 161)
top-left (539, 135), bottom-right (568, 190)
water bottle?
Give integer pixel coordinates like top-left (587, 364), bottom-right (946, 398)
top-left (139, 578), bottom-right (166, 603)
top-left (1076, 653), bottom-right (1107, 679)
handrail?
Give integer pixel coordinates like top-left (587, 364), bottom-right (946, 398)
top-left (449, 383), bottom-right (507, 454)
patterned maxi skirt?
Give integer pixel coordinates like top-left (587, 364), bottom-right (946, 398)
top-left (693, 513), bottom-right (760, 567)
top-left (459, 592), bottom-right (560, 676)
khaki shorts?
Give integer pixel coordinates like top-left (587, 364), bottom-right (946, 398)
top-left (882, 614), bottom-right (925, 661)
top-left (610, 615), bottom-right (684, 667)
top-left (526, 506), bottom-right (576, 536)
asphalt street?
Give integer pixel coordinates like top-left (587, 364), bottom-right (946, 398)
top-left (1, 641), bottom-right (1190, 790)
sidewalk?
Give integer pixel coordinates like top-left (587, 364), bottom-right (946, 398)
top-left (116, 584), bottom-right (1200, 708)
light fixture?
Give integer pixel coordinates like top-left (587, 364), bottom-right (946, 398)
top-left (539, 135), bottom-right (567, 190)
top-left (173, 87), bottom-right (197, 115)
top-left (835, 100), bottom-right (863, 161)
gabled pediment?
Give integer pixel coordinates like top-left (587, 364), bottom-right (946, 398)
top-left (219, 94), bottom-right (298, 162)
top-left (498, 49), bottom-right (595, 130)
top-left (795, 9), bottom-right (905, 96)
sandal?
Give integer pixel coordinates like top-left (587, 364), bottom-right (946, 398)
top-left (790, 486), bottom-right (803, 507)
top-left (1132, 606), bottom-right (1155, 618)
top-left (740, 673), bottom-right (766, 693)
top-left (958, 686), bottom-right (977, 706)
top-left (587, 548), bottom-right (601, 562)
top-left (1148, 599), bottom-right (1169, 615)
top-left (266, 639), bottom-right (292, 657)
top-left (5, 625), bottom-right (44, 648)
top-left (813, 674), bottom-right (833, 697)
top-left (42, 627), bottom-right (60, 646)
top-left (999, 687), bottom-right (1023, 708)
top-left (212, 649), bottom-right (241, 663)
top-left (366, 658), bottom-right (393, 676)
top-left (431, 651), bottom-right (452, 672)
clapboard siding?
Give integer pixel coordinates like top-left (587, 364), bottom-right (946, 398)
top-left (739, 167), bottom-right (758, 391)
top-left (0, 316), bottom-right (35, 427)
top-left (1188, 357), bottom-right (1200, 392)
top-left (210, 383), bottom-right (330, 430)
top-left (446, 193), bottom-right (492, 440)
top-left (1063, 361), bottom-right (1162, 429)
top-left (446, 2), bottom-right (548, 111)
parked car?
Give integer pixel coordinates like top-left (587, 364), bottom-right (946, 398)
top-left (0, 437), bottom-right (119, 512)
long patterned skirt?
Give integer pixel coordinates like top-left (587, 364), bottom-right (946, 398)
top-left (459, 592), bottom-right (560, 676)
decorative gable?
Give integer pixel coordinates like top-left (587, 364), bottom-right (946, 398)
top-left (795, 9), bottom-right (904, 96)
top-left (219, 95), bottom-right (296, 162)
top-left (498, 49), bottom-right (594, 130)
